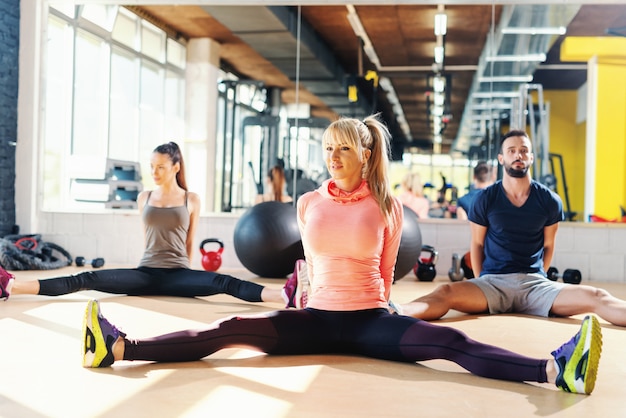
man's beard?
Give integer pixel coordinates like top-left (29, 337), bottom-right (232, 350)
top-left (505, 161), bottom-right (529, 178)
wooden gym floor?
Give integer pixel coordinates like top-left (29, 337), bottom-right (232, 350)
top-left (1, 266), bottom-right (625, 418)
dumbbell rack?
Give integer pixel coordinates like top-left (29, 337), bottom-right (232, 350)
top-left (71, 159), bottom-right (143, 209)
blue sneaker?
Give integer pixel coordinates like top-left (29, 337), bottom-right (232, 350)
top-left (551, 315), bottom-right (603, 394)
top-left (0, 265), bottom-right (15, 301)
top-left (82, 300), bottom-right (125, 368)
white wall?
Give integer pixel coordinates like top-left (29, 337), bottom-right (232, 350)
top-left (35, 211), bottom-right (626, 283)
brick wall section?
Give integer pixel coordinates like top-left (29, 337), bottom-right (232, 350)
top-left (0, 0), bottom-right (19, 236)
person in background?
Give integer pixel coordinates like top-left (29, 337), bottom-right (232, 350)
top-left (456, 160), bottom-right (495, 220)
top-left (1, 142), bottom-right (294, 306)
top-left (81, 117), bottom-right (602, 396)
top-left (255, 165), bottom-right (293, 204)
top-left (397, 172), bottom-right (430, 218)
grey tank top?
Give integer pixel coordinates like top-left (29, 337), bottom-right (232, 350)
top-left (139, 191), bottom-right (190, 268)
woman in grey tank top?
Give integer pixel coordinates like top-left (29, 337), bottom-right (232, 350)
top-left (4, 142), bottom-right (295, 305)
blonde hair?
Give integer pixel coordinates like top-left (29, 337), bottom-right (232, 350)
top-left (322, 114), bottom-right (394, 222)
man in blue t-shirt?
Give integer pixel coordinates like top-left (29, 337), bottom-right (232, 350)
top-left (398, 130), bottom-right (626, 327)
top-left (456, 160), bottom-right (494, 220)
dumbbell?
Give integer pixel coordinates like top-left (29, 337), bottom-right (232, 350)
top-left (75, 256), bottom-right (105, 268)
top-left (547, 267), bottom-right (582, 284)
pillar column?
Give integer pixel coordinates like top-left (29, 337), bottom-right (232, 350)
top-left (185, 38), bottom-right (221, 212)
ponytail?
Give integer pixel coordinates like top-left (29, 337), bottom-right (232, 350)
top-left (361, 115), bottom-right (394, 223)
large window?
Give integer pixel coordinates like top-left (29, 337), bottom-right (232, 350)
top-left (43, 5), bottom-right (186, 211)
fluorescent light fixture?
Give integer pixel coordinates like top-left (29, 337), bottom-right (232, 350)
top-left (434, 13), bottom-right (447, 36)
top-left (501, 26), bottom-right (566, 35)
top-left (433, 76), bottom-right (446, 92)
top-left (434, 46), bottom-right (444, 64)
top-left (478, 75), bottom-right (533, 83)
top-left (486, 53), bottom-right (546, 62)
top-left (433, 92), bottom-right (445, 106)
top-left (472, 91), bottom-right (520, 98)
top-left (346, 11), bottom-right (366, 39)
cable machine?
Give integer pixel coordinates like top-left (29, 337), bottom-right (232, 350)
top-left (219, 79), bottom-right (275, 212)
top-left (512, 84), bottom-right (575, 220)
top-left (284, 117), bottom-right (330, 202)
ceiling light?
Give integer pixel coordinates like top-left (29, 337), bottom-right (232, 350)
top-left (478, 75), bottom-right (533, 83)
top-left (434, 13), bottom-right (447, 36)
top-left (486, 53), bottom-right (546, 62)
top-left (434, 46), bottom-right (444, 64)
top-left (433, 76), bottom-right (446, 93)
top-left (501, 26), bottom-right (566, 35)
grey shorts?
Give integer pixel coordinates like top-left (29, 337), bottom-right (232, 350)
top-left (469, 273), bottom-right (566, 317)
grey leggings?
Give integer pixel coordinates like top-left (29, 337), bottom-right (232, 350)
top-left (124, 308), bottom-right (548, 383)
top-left (38, 267), bottom-right (264, 302)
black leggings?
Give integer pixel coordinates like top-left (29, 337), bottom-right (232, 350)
top-left (38, 267), bottom-right (264, 302)
top-left (124, 308), bottom-right (548, 383)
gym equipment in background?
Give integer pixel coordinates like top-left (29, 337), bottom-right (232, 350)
top-left (547, 267), bottom-right (582, 284)
top-left (448, 253), bottom-right (465, 282)
top-left (233, 201), bottom-right (304, 278)
top-left (75, 256), bottom-right (105, 268)
top-left (70, 158), bottom-right (143, 209)
top-left (394, 206), bottom-right (423, 281)
top-left (200, 238), bottom-right (224, 272)
top-left (414, 245), bottom-right (438, 281)
top-left (460, 251), bottom-right (474, 279)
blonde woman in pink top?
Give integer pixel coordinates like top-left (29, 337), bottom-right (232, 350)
top-left (79, 116), bottom-right (602, 395)
top-left (398, 172), bottom-right (430, 218)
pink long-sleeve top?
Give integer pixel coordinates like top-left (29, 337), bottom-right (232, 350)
top-left (297, 179), bottom-right (404, 311)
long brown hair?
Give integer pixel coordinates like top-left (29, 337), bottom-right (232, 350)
top-left (154, 141), bottom-right (187, 190)
top-left (268, 165), bottom-right (286, 202)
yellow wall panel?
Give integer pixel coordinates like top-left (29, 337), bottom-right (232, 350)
top-left (593, 62), bottom-right (626, 219)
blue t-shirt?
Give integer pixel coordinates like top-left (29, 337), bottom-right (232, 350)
top-left (469, 180), bottom-right (564, 275)
top-left (457, 187), bottom-right (483, 214)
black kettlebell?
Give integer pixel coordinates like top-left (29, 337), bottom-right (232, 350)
top-left (414, 245), bottom-right (438, 281)
top-left (460, 251), bottom-right (475, 279)
top-left (200, 238), bottom-right (224, 272)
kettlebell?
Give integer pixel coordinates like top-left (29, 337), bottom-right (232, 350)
top-left (460, 251), bottom-right (475, 279)
top-left (200, 238), bottom-right (224, 272)
top-left (414, 245), bottom-right (438, 282)
top-left (448, 253), bottom-right (465, 282)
